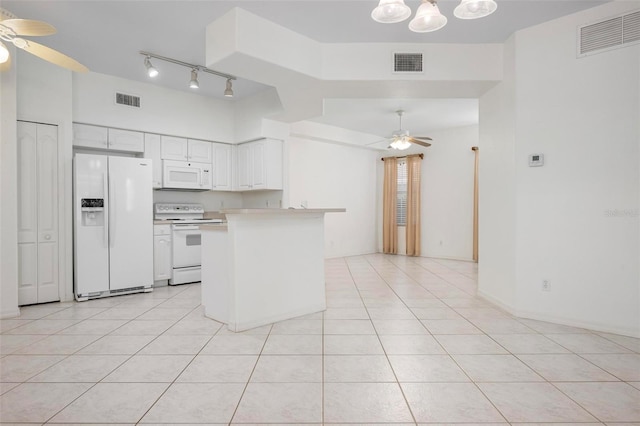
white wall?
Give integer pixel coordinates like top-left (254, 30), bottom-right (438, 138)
top-left (73, 72), bottom-right (235, 142)
top-left (0, 45), bottom-right (19, 318)
top-left (287, 130), bottom-right (379, 258)
top-left (479, 2), bottom-right (640, 337)
top-left (17, 52), bottom-right (75, 303)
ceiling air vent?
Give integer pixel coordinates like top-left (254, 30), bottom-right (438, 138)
top-left (394, 53), bottom-right (423, 73)
top-left (115, 92), bottom-right (141, 108)
top-left (578, 9), bottom-right (640, 57)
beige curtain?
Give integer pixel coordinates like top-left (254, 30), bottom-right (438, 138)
top-left (472, 147), bottom-right (479, 262)
top-left (406, 154), bottom-right (422, 256)
top-left (382, 157), bottom-right (398, 254)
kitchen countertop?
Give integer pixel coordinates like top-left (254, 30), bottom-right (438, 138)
top-left (219, 208), bottom-right (346, 214)
top-left (199, 224), bottom-right (228, 231)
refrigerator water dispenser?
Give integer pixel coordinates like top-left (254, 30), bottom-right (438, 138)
top-left (81, 198), bottom-right (104, 226)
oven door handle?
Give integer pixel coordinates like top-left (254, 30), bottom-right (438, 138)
top-left (172, 225), bottom-right (201, 231)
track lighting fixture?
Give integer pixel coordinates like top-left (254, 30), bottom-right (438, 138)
top-left (144, 56), bottom-right (158, 78)
top-left (139, 51), bottom-right (236, 97)
top-left (372, 0), bottom-right (497, 32)
top-left (224, 78), bottom-right (233, 97)
top-left (189, 69), bottom-right (199, 89)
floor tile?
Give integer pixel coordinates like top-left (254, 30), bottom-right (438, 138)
top-left (5, 319), bottom-right (80, 335)
top-left (251, 355), bottom-right (322, 382)
top-left (216, 324), bottom-right (273, 335)
top-left (402, 382), bottom-right (505, 423)
top-left (366, 308), bottom-right (416, 320)
top-left (478, 382), bottom-right (598, 423)
top-left (389, 354), bottom-right (469, 382)
top-left (28, 354), bottom-right (128, 382)
top-left (0, 382), bottom-right (92, 422)
top-left (138, 335), bottom-right (210, 355)
top-left (490, 333), bottom-right (571, 354)
top-left (50, 383), bottom-right (169, 423)
top-left (15, 334), bottom-right (100, 355)
top-left (323, 307), bottom-right (369, 320)
top-left (372, 319), bottom-right (429, 335)
top-left (135, 307), bottom-right (192, 321)
top-left (468, 318), bottom-right (536, 334)
top-left (271, 319), bottom-right (322, 334)
top-left (555, 382), bottom-right (640, 422)
top-left (422, 319), bottom-right (482, 334)
top-left (453, 354), bottom-right (544, 382)
top-left (410, 307), bottom-right (462, 319)
top-left (262, 334), bottom-right (322, 354)
top-left (380, 334), bottom-right (446, 354)
top-left (324, 319), bottom-right (376, 334)
top-left (324, 335), bottom-right (384, 354)
top-left (582, 353), bottom-right (640, 381)
top-left (324, 383), bottom-right (413, 423)
top-left (42, 307), bottom-right (107, 320)
top-left (103, 355), bottom-right (193, 382)
top-left (163, 319), bottom-right (222, 335)
top-left (77, 335), bottom-right (155, 355)
top-left (200, 334), bottom-right (266, 354)
top-left (519, 318), bottom-right (591, 334)
top-left (0, 382), bottom-right (21, 395)
top-left (109, 320), bottom-right (175, 335)
top-left (0, 319), bottom-right (33, 333)
top-left (596, 332), bottom-right (640, 352)
top-left (517, 354), bottom-right (621, 382)
top-left (546, 333), bottom-right (631, 353)
top-left (435, 335), bottom-right (508, 354)
top-left (0, 355), bottom-right (65, 382)
top-left (233, 383), bottom-right (322, 423)
top-left (57, 319), bottom-right (128, 335)
top-left (324, 355), bottom-right (396, 382)
top-left (90, 307), bottom-right (150, 320)
top-left (0, 334), bottom-right (48, 354)
top-left (177, 355), bottom-right (257, 382)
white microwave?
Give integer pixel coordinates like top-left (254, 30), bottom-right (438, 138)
top-left (162, 160), bottom-right (212, 190)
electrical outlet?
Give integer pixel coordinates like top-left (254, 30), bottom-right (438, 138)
top-left (542, 279), bottom-right (551, 292)
top-left (439, 240), bottom-right (443, 246)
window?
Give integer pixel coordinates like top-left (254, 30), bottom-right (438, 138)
top-left (397, 160), bottom-right (407, 226)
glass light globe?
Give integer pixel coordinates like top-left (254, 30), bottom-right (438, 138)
top-left (409, 1), bottom-right (448, 33)
top-left (371, 0), bottom-right (412, 24)
top-left (454, 0), bottom-right (497, 19)
top-left (0, 41), bottom-right (9, 64)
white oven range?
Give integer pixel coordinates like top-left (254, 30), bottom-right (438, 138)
top-left (154, 203), bottom-right (223, 285)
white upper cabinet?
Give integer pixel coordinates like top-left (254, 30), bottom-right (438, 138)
top-left (161, 137), bottom-right (212, 163)
top-left (235, 139), bottom-right (283, 191)
top-left (211, 143), bottom-right (232, 191)
top-left (188, 140), bottom-right (213, 163)
top-left (161, 136), bottom-right (188, 161)
top-left (73, 123), bottom-right (108, 150)
top-left (143, 133), bottom-right (162, 188)
top-left (73, 123), bottom-right (143, 153)
top-left (108, 128), bottom-right (144, 152)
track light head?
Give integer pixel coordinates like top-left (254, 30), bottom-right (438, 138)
top-left (189, 69), bottom-right (199, 89)
top-left (224, 78), bottom-right (234, 97)
top-left (144, 56), bottom-right (158, 78)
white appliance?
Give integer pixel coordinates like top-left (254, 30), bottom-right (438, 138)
top-left (74, 154), bottom-right (154, 300)
top-left (154, 203), bottom-right (222, 285)
top-left (162, 160), bottom-right (212, 190)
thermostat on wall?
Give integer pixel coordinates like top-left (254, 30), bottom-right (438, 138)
top-left (529, 153), bottom-right (544, 167)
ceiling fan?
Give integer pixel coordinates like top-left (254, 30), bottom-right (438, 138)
top-left (0, 8), bottom-right (88, 72)
top-left (371, 110), bottom-right (432, 150)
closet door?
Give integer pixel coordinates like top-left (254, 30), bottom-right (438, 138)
top-left (17, 121), bottom-right (59, 305)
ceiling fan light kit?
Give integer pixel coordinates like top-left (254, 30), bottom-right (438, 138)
top-left (0, 40), bottom-right (8, 63)
top-left (372, 0), bottom-right (497, 32)
top-left (371, 0), bottom-right (412, 24)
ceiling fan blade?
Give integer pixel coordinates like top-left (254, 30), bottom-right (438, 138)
top-left (0, 19), bottom-right (56, 36)
top-left (365, 138), bottom-right (391, 146)
top-left (408, 137), bottom-right (432, 148)
top-left (412, 136), bottom-right (433, 141)
top-left (17, 39), bottom-right (88, 72)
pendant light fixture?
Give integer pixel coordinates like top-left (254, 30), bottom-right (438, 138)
top-left (189, 69), bottom-right (199, 89)
top-left (371, 0), bottom-right (411, 23)
top-left (224, 78), bottom-right (234, 97)
top-left (372, 0), bottom-right (496, 32)
top-left (454, 0), bottom-right (497, 19)
top-left (409, 0), bottom-right (447, 33)
top-left (144, 56), bottom-right (158, 78)
top-left (0, 41), bottom-right (9, 64)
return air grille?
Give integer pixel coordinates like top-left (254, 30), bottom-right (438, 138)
top-left (115, 92), bottom-right (141, 108)
top-left (394, 53), bottom-right (423, 73)
top-left (579, 10), bottom-right (640, 56)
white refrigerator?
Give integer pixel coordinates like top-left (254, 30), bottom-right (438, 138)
top-left (74, 154), bottom-right (153, 300)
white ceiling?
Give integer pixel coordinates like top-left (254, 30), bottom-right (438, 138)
top-left (3, 0), bottom-right (608, 139)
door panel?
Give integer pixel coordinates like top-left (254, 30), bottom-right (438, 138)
top-left (18, 243), bottom-right (37, 305)
top-left (154, 235), bottom-right (172, 280)
top-left (17, 121), bottom-right (37, 244)
top-left (73, 123), bottom-right (108, 149)
top-left (251, 142), bottom-right (266, 188)
top-left (161, 136), bottom-right (188, 161)
top-left (213, 143), bottom-right (231, 190)
top-left (237, 144), bottom-right (251, 189)
top-left (37, 241), bottom-right (59, 303)
top-left (37, 124), bottom-right (58, 244)
top-left (188, 140), bottom-right (212, 163)
top-left (108, 128), bottom-right (144, 152)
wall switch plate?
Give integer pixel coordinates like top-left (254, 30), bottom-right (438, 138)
top-left (529, 153), bottom-right (544, 167)
top-left (542, 279), bottom-right (551, 291)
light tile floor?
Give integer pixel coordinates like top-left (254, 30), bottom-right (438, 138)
top-left (1, 254), bottom-right (639, 425)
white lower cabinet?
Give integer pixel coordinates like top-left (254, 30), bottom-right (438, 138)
top-left (154, 225), bottom-right (172, 282)
top-left (17, 121), bottom-right (59, 306)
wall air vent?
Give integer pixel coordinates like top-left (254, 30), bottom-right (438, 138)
top-left (578, 10), bottom-right (640, 57)
top-left (115, 92), bottom-right (141, 108)
top-left (394, 53), bottom-right (423, 73)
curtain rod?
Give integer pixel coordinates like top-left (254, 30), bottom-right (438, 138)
top-left (381, 153), bottom-right (423, 161)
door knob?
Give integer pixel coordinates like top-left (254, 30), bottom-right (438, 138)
top-left (44, 234), bottom-right (51, 240)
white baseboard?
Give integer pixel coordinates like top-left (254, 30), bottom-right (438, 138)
top-left (0, 307), bottom-right (20, 319)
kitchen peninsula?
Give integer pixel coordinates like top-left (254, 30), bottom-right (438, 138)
top-left (200, 208), bottom-right (346, 332)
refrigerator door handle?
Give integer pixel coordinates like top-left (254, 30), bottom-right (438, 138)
top-left (103, 172), bottom-right (109, 248)
top-left (109, 172), bottom-right (115, 248)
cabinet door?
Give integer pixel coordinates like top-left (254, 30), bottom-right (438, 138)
top-left (161, 136), bottom-right (188, 161)
top-left (108, 128), bottom-right (144, 152)
top-left (144, 133), bottom-right (162, 188)
top-left (73, 123), bottom-right (108, 149)
top-left (188, 140), bottom-right (212, 163)
top-left (154, 235), bottom-right (172, 281)
top-left (236, 143), bottom-right (252, 189)
top-left (251, 141), bottom-right (266, 189)
top-left (212, 143), bottom-right (232, 190)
